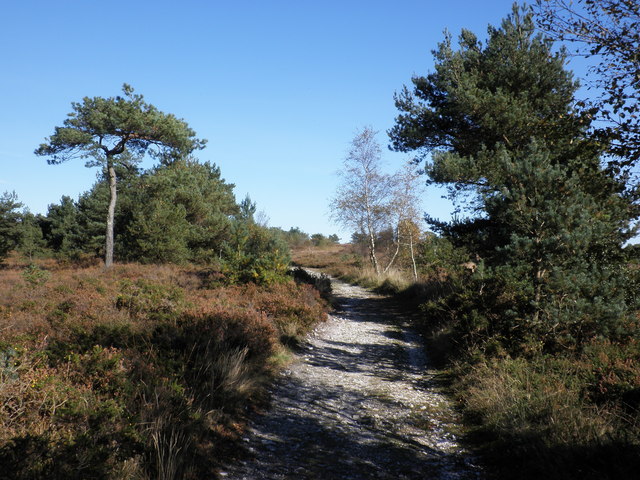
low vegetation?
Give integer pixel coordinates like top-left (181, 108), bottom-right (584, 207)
top-left (3, 2), bottom-right (639, 479)
top-left (0, 84), bottom-right (337, 479)
top-left (0, 257), bottom-right (327, 479)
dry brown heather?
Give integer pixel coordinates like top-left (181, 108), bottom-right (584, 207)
top-left (0, 257), bottom-right (327, 479)
top-left (291, 242), bottom-right (354, 270)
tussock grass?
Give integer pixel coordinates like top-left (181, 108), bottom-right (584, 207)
top-left (453, 351), bottom-right (640, 479)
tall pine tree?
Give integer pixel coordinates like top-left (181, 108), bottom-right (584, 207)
top-left (390, 4), bottom-right (636, 350)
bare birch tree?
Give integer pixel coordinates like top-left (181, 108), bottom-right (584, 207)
top-left (330, 128), bottom-right (392, 275)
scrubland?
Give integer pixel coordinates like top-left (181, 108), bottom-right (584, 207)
top-left (0, 256), bottom-right (327, 479)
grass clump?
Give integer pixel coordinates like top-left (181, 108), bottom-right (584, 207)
top-left (453, 347), bottom-right (640, 480)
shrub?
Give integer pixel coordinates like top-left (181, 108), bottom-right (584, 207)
top-left (222, 222), bottom-right (291, 285)
top-left (0, 261), bottom-right (327, 478)
top-left (115, 279), bottom-right (186, 321)
top-left (22, 264), bottom-right (50, 287)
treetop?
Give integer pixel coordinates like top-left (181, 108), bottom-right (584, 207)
top-left (35, 84), bottom-right (206, 166)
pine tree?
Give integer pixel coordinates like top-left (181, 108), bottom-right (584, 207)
top-left (17, 212), bottom-right (47, 261)
top-left (35, 84), bottom-right (205, 268)
top-left (389, 4), bottom-right (636, 350)
top-left (0, 192), bottom-right (23, 262)
top-left (485, 142), bottom-right (631, 347)
top-left (42, 196), bottom-right (80, 255)
top-left (123, 159), bottom-right (238, 264)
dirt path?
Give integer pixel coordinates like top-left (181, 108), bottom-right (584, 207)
top-left (219, 276), bottom-right (482, 479)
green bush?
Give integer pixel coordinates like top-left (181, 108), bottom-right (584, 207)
top-left (222, 220), bottom-right (290, 285)
top-left (22, 264), bottom-right (51, 287)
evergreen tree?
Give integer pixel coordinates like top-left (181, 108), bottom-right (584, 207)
top-left (485, 142), bottom-right (630, 347)
top-left (42, 196), bottom-right (80, 255)
top-left (17, 212), bottom-right (47, 261)
top-left (283, 227), bottom-right (311, 249)
top-left (388, 4), bottom-right (614, 259)
top-left (35, 84), bottom-right (205, 268)
top-left (389, 5), bottom-right (583, 164)
top-left (74, 183), bottom-right (110, 258)
top-left (390, 4), bottom-right (636, 350)
top-left (0, 191), bottom-right (23, 262)
top-left (123, 159), bottom-right (238, 264)
top-left (126, 199), bottom-right (191, 264)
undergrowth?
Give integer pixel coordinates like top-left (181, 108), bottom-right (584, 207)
top-left (414, 274), bottom-right (640, 480)
top-left (0, 260), bottom-right (327, 479)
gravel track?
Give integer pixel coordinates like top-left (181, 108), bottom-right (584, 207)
top-left (219, 275), bottom-right (483, 479)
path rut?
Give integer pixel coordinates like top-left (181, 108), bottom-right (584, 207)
top-left (219, 276), bottom-right (482, 479)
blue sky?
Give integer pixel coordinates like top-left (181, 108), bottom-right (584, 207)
top-left (1, 0), bottom-right (556, 240)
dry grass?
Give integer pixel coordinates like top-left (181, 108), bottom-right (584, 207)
top-left (292, 244), bottom-right (415, 294)
top-left (291, 243), bottom-right (355, 271)
top-left (451, 344), bottom-right (640, 480)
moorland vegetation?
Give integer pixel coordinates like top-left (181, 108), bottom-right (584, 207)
top-left (1, 112), bottom-right (335, 478)
top-left (1, 2), bottom-right (639, 479)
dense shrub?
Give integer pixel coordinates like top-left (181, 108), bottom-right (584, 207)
top-left (222, 219), bottom-right (291, 285)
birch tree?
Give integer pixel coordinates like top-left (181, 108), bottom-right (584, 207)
top-left (384, 161), bottom-right (424, 279)
top-left (330, 128), bottom-right (392, 275)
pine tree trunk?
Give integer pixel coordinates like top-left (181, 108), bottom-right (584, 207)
top-left (105, 160), bottom-right (117, 269)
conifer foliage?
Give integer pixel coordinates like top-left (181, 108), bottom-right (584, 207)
top-left (0, 192), bottom-right (23, 262)
top-left (35, 84), bottom-right (206, 268)
top-left (390, 4), bottom-right (636, 351)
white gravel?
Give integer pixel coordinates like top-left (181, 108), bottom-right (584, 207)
top-left (219, 275), bottom-right (483, 479)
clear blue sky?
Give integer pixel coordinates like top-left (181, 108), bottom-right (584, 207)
top-left (1, 0), bottom-right (553, 241)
